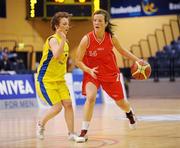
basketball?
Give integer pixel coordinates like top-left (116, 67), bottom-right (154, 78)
top-left (131, 60), bottom-right (151, 80)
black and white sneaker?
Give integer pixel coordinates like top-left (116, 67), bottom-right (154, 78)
top-left (126, 110), bottom-right (137, 130)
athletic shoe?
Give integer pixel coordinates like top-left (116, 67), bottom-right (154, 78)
top-left (126, 110), bottom-right (137, 129)
top-left (75, 130), bottom-right (88, 143)
top-left (68, 133), bottom-right (87, 142)
top-left (36, 123), bottom-right (45, 140)
top-left (80, 129), bottom-right (87, 136)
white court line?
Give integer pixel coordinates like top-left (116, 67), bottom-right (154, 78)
top-left (114, 114), bottom-right (180, 121)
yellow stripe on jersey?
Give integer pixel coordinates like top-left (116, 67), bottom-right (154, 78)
top-left (37, 34), bottom-right (69, 82)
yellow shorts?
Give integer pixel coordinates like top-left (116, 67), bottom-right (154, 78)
top-left (36, 81), bottom-right (71, 106)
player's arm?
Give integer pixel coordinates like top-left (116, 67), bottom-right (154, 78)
top-left (112, 34), bottom-right (140, 62)
top-left (49, 32), bottom-right (66, 59)
top-left (75, 35), bottom-right (98, 79)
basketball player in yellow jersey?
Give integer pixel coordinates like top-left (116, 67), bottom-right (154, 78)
top-left (36, 12), bottom-right (85, 142)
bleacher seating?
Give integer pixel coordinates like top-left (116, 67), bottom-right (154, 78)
top-left (148, 36), bottom-right (180, 80)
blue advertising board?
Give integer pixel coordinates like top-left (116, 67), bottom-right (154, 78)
top-left (110, 0), bottom-right (180, 18)
top-left (72, 68), bottom-right (103, 105)
top-left (0, 74), bottom-right (37, 109)
top-left (0, 74), bottom-right (36, 99)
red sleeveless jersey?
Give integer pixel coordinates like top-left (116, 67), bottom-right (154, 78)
top-left (83, 31), bottom-right (120, 82)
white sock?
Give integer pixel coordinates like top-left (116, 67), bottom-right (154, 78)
top-left (82, 121), bottom-right (90, 130)
top-left (68, 132), bottom-right (74, 135)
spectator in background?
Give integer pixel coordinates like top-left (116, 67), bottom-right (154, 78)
top-left (0, 47), bottom-right (2, 59)
top-left (0, 47), bottom-right (12, 71)
top-left (0, 47), bottom-right (8, 60)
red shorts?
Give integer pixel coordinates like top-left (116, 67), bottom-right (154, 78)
top-left (82, 75), bottom-right (124, 101)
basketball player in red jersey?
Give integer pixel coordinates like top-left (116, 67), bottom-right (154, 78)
top-left (75, 9), bottom-right (141, 142)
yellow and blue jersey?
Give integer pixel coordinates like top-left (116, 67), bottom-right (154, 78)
top-left (37, 34), bottom-right (69, 83)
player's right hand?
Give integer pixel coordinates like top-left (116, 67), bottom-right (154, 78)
top-left (57, 29), bottom-right (67, 41)
top-left (89, 66), bottom-right (98, 79)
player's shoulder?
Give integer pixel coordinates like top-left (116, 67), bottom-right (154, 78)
top-left (110, 33), bottom-right (120, 44)
top-left (81, 34), bottom-right (89, 43)
top-left (111, 33), bottom-right (118, 39)
top-left (48, 34), bottom-right (56, 40)
top-left (86, 31), bottom-right (94, 39)
top-left (48, 34), bottom-right (59, 45)
top-left (79, 31), bottom-right (93, 48)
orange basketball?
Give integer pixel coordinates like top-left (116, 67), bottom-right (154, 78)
top-left (131, 60), bottom-right (151, 80)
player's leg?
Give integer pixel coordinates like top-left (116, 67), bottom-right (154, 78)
top-left (84, 82), bottom-right (97, 121)
top-left (59, 82), bottom-right (74, 135)
top-left (39, 103), bottom-right (62, 126)
top-left (62, 100), bottom-right (74, 134)
top-left (102, 80), bottom-right (137, 129)
top-left (37, 102), bottom-right (62, 139)
top-left (61, 100), bottom-right (86, 142)
top-left (82, 82), bottom-right (97, 134)
top-left (61, 100), bottom-right (78, 141)
top-left (59, 82), bottom-right (85, 141)
top-left (115, 99), bottom-right (137, 129)
top-left (36, 81), bottom-right (63, 139)
top-left (76, 81), bottom-right (98, 142)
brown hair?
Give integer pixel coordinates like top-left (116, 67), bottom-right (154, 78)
top-left (93, 9), bottom-right (115, 36)
top-left (50, 12), bottom-right (72, 31)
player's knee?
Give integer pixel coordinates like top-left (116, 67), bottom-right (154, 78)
top-left (52, 103), bottom-right (62, 114)
top-left (116, 99), bottom-right (129, 108)
top-left (63, 102), bottom-right (73, 110)
top-left (86, 96), bottom-right (96, 104)
top-left (52, 106), bottom-right (61, 114)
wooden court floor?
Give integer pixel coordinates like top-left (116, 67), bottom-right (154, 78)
top-left (0, 97), bottom-right (180, 148)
